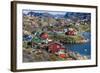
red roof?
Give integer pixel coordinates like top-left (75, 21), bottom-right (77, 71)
top-left (65, 30), bottom-right (76, 35)
top-left (48, 43), bottom-right (62, 53)
top-left (40, 32), bottom-right (48, 39)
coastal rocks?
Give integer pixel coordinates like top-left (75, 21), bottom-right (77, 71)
top-left (68, 51), bottom-right (88, 60)
top-left (31, 49), bottom-right (50, 61)
top-left (23, 49), bottom-right (50, 62)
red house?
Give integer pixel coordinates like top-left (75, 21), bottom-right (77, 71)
top-left (48, 43), bottom-right (62, 53)
top-left (65, 28), bottom-right (77, 36)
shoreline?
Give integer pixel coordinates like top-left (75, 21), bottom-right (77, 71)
top-left (60, 39), bottom-right (89, 44)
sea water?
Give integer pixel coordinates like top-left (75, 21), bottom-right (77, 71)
top-left (65, 32), bottom-right (91, 56)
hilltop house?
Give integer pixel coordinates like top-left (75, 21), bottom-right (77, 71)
top-left (65, 28), bottom-right (77, 36)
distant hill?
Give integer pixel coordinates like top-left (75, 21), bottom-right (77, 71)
top-left (23, 11), bottom-right (91, 21)
top-left (64, 12), bottom-right (91, 21)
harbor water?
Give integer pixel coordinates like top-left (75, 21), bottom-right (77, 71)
top-left (65, 32), bottom-right (91, 56)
